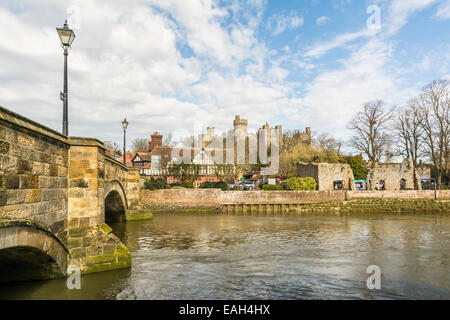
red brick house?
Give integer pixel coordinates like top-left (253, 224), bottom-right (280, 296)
top-left (131, 132), bottom-right (221, 183)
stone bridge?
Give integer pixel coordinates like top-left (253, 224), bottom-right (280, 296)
top-left (0, 105), bottom-right (147, 281)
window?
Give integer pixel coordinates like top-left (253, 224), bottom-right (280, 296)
top-left (400, 179), bottom-right (406, 190)
top-left (151, 155), bottom-right (161, 170)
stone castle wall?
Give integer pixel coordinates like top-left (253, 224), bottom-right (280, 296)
top-left (367, 159), bottom-right (421, 190)
top-left (297, 162), bottom-right (355, 191)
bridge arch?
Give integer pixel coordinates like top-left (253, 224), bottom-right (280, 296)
top-left (104, 180), bottom-right (128, 222)
top-left (0, 221), bottom-right (69, 282)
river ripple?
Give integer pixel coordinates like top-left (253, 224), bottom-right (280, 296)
top-left (0, 212), bottom-right (449, 299)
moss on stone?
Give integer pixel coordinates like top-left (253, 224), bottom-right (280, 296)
top-left (126, 210), bottom-right (153, 221)
top-left (99, 223), bottom-right (112, 235)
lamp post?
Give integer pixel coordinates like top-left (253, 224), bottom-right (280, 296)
top-left (122, 118), bottom-right (129, 165)
top-left (56, 20), bottom-right (76, 136)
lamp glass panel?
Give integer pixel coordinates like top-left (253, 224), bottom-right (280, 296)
top-left (57, 28), bottom-right (75, 46)
top-left (68, 32), bottom-right (76, 46)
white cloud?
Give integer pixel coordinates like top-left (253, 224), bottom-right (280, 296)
top-left (384, 0), bottom-right (438, 35)
top-left (267, 13), bottom-right (304, 36)
top-left (316, 16), bottom-right (330, 26)
top-left (436, 0), bottom-right (450, 19)
top-left (0, 0), bottom-right (448, 150)
top-left (304, 29), bottom-right (374, 58)
top-left (292, 0), bottom-right (446, 140)
top-left (0, 0), bottom-right (296, 145)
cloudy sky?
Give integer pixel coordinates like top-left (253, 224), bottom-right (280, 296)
top-left (0, 0), bottom-right (449, 149)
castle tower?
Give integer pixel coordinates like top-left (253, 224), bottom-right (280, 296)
top-left (233, 115), bottom-right (248, 133)
top-left (201, 127), bottom-right (216, 148)
top-left (207, 127), bottom-right (215, 140)
top-left (305, 127), bottom-right (311, 145)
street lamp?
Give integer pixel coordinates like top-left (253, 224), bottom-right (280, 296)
top-left (56, 20), bottom-right (76, 136)
top-left (122, 118), bottom-right (129, 165)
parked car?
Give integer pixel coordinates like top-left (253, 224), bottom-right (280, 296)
top-left (239, 181), bottom-right (256, 190)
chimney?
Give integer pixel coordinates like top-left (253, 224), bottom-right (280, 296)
top-left (149, 131), bottom-right (163, 151)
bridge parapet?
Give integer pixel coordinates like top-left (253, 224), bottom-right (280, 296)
top-left (0, 106), bottom-right (145, 278)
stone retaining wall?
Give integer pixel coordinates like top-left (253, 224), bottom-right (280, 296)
top-left (141, 189), bottom-right (450, 210)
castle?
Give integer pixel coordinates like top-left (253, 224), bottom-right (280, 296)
top-left (201, 115), bottom-right (311, 149)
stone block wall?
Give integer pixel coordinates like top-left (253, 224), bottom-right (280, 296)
top-left (140, 189), bottom-right (347, 210)
top-left (346, 190), bottom-right (436, 199)
top-left (126, 167), bottom-right (140, 208)
top-left (1, 106), bottom-right (135, 276)
top-left (367, 159), bottom-right (421, 190)
top-left (297, 162), bottom-right (355, 191)
top-left (103, 156), bottom-right (140, 208)
top-left (66, 138), bottom-right (132, 273)
top-left (67, 140), bottom-right (103, 229)
top-left (0, 107), bottom-right (69, 242)
top-left (141, 189), bottom-right (450, 211)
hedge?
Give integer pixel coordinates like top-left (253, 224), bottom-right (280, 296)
top-left (143, 177), bottom-right (167, 190)
top-left (285, 177), bottom-right (317, 191)
top-left (263, 184), bottom-right (284, 190)
top-left (200, 181), bottom-right (228, 190)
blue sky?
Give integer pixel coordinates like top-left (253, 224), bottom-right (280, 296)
top-left (0, 0), bottom-right (449, 150)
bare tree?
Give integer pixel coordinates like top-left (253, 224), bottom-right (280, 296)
top-left (417, 79), bottom-right (450, 186)
top-left (131, 138), bottom-right (148, 151)
top-left (313, 133), bottom-right (342, 153)
top-left (348, 100), bottom-right (393, 162)
top-left (163, 133), bottom-right (172, 146)
top-left (281, 130), bottom-right (310, 153)
top-left (104, 141), bottom-right (122, 159)
top-left (392, 99), bottom-right (425, 167)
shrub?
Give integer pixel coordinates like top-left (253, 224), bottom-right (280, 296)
top-left (181, 180), bottom-right (194, 188)
top-left (233, 186), bottom-right (243, 191)
top-left (347, 155), bottom-right (368, 180)
top-left (168, 182), bottom-right (182, 188)
top-left (213, 181), bottom-right (228, 190)
top-left (285, 177), bottom-right (317, 191)
top-left (200, 181), bottom-right (228, 190)
top-left (200, 181), bottom-right (214, 189)
top-left (263, 184), bottom-right (284, 190)
top-left (144, 177), bottom-right (167, 190)
top-left (167, 181), bottom-right (194, 188)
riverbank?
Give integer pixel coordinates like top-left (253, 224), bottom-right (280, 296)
top-left (141, 189), bottom-right (450, 214)
top-left (221, 198), bottom-right (450, 214)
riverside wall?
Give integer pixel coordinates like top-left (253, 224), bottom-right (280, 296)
top-left (141, 189), bottom-right (450, 211)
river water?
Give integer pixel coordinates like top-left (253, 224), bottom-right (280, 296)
top-left (0, 212), bottom-right (449, 300)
